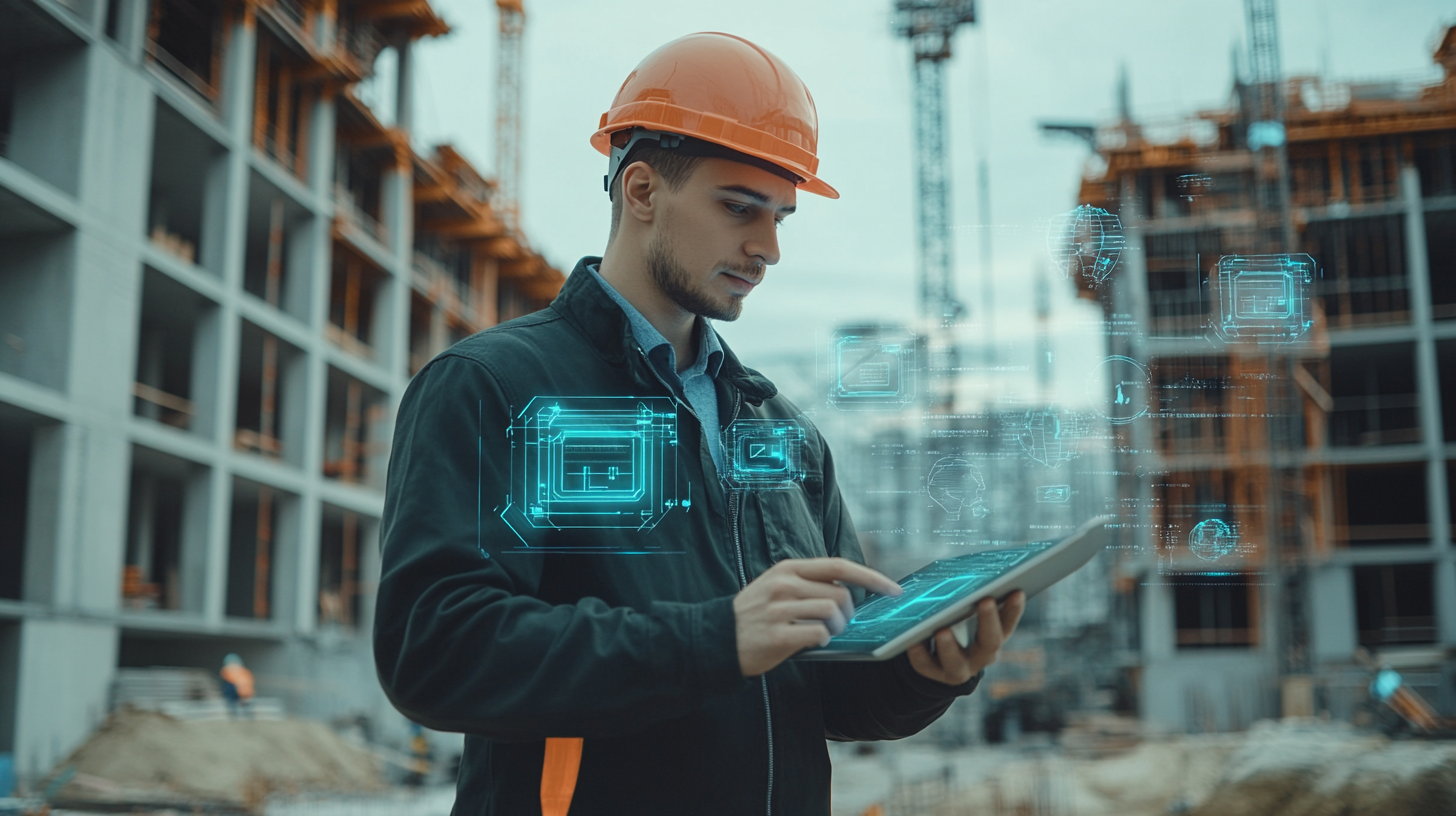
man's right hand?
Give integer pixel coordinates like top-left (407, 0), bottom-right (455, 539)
top-left (733, 558), bottom-right (902, 676)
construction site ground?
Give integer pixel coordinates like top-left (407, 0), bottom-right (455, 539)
top-left (828, 718), bottom-right (1456, 816)
top-left (12, 711), bottom-right (1456, 815)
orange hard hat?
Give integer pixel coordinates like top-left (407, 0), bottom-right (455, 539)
top-left (592, 32), bottom-right (838, 199)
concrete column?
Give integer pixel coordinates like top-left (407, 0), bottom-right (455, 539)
top-left (203, 9), bottom-right (259, 624)
top-left (1402, 165), bottom-right (1456, 644)
top-left (393, 36), bottom-right (413, 135)
top-left (1309, 563), bottom-right (1357, 661)
top-left (10, 619), bottom-right (116, 790)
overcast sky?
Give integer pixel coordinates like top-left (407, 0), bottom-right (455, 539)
top-left (393, 0), bottom-right (1453, 407)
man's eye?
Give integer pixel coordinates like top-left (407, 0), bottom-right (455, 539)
top-left (726, 202), bottom-right (750, 215)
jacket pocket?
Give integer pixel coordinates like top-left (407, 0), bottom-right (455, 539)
top-left (755, 486), bottom-right (828, 562)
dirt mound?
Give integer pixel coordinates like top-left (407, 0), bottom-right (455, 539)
top-left (1188, 721), bottom-right (1456, 816)
top-left (45, 708), bottom-right (384, 810)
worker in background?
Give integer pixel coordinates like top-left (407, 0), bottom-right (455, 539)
top-left (219, 654), bottom-right (254, 719)
top-left (374, 32), bottom-right (1025, 815)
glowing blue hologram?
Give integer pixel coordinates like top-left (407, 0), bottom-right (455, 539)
top-left (502, 397), bottom-right (680, 546)
top-left (721, 418), bottom-right (807, 490)
top-left (1247, 121), bottom-right (1286, 150)
top-left (1371, 668), bottom-right (1402, 702)
top-left (1087, 355), bottom-right (1149, 424)
top-left (1210, 254), bottom-right (1315, 344)
top-left (927, 456), bottom-right (988, 520)
top-left (1047, 205), bottom-right (1125, 286)
top-left (1175, 173), bottom-right (1213, 201)
top-left (1035, 485), bottom-right (1072, 503)
top-left (1012, 406), bottom-right (1089, 468)
top-left (840, 541), bottom-right (1057, 636)
top-left (1188, 518), bottom-right (1238, 562)
top-left (828, 326), bottom-right (916, 410)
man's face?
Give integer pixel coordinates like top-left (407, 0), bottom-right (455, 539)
top-left (644, 158), bottom-right (797, 322)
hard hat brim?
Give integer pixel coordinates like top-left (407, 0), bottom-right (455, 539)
top-left (592, 106), bottom-right (839, 200)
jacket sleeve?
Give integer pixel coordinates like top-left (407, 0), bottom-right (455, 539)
top-left (811, 438), bottom-right (982, 741)
top-left (373, 353), bottom-right (745, 740)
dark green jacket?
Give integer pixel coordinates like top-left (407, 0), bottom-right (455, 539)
top-left (374, 257), bottom-right (980, 815)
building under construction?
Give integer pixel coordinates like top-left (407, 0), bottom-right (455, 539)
top-left (0, 0), bottom-right (561, 783)
top-left (1075, 25), bottom-right (1456, 731)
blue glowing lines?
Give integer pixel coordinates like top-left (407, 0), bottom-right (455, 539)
top-left (1011, 405), bottom-right (1089, 468)
top-left (1047, 204), bottom-right (1125, 286)
top-left (1035, 485), bottom-right (1072, 503)
top-left (927, 456), bottom-right (988, 520)
top-left (828, 326), bottom-right (917, 410)
top-left (836, 542), bottom-right (1056, 641)
top-left (502, 396), bottom-right (680, 549)
top-left (1087, 355), bottom-right (1150, 424)
top-left (1210, 253), bottom-right (1316, 344)
top-left (1188, 518), bottom-right (1238, 562)
top-left (1175, 173), bottom-right (1213, 201)
top-left (722, 418), bottom-right (807, 491)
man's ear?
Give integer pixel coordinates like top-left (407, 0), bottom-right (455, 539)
top-left (619, 161), bottom-right (659, 227)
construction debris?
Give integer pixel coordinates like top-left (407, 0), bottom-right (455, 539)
top-left (40, 709), bottom-right (383, 813)
top-left (833, 719), bottom-right (1456, 816)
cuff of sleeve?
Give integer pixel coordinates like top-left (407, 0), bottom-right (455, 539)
top-left (651, 595), bottom-right (747, 697)
top-left (891, 653), bottom-right (983, 699)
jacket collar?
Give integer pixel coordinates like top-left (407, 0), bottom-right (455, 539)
top-left (551, 257), bottom-right (779, 405)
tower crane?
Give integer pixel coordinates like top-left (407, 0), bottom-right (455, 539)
top-left (893, 0), bottom-right (976, 324)
top-left (495, 0), bottom-right (524, 234)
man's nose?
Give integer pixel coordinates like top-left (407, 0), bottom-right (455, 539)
top-left (744, 222), bottom-right (781, 268)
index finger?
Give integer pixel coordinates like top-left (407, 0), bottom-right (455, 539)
top-left (784, 557), bottom-right (902, 597)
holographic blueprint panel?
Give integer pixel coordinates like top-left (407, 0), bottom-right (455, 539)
top-left (829, 326), bottom-right (917, 410)
top-left (502, 397), bottom-right (680, 545)
top-left (820, 540), bottom-right (1057, 649)
top-left (722, 418), bottom-right (807, 490)
top-left (1211, 253), bottom-right (1316, 344)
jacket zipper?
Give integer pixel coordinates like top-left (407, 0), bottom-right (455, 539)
top-left (723, 397), bottom-right (772, 816)
top-left (636, 348), bottom-right (773, 815)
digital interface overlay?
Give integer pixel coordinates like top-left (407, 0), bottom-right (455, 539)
top-left (722, 417), bottom-right (808, 490)
top-left (812, 540), bottom-right (1057, 652)
top-left (500, 397), bottom-right (683, 551)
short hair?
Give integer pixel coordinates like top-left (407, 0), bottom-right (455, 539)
top-left (608, 144), bottom-right (706, 242)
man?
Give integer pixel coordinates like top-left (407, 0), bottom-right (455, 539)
top-left (374, 32), bottom-right (1024, 815)
top-left (219, 653), bottom-right (254, 719)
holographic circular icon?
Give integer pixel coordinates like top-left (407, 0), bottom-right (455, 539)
top-left (927, 456), bottom-right (988, 521)
top-left (1188, 518), bottom-right (1238, 562)
top-left (1047, 204), bottom-right (1125, 285)
top-left (1087, 355), bottom-right (1150, 424)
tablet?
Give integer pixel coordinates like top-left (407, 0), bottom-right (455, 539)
top-left (793, 515), bottom-right (1114, 661)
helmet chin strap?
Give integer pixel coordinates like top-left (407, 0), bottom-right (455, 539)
top-left (605, 128), bottom-right (683, 201)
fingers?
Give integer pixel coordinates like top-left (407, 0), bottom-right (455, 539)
top-left (784, 558), bottom-right (902, 598)
top-left (999, 591), bottom-right (1026, 640)
top-left (906, 641), bottom-right (943, 680)
top-left (975, 596), bottom-right (1005, 653)
top-left (773, 574), bottom-right (855, 623)
top-left (777, 598), bottom-right (849, 636)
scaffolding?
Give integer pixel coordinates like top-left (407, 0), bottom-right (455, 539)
top-left (1073, 23), bottom-right (1456, 728)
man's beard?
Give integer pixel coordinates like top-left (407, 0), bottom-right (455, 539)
top-left (646, 233), bottom-right (751, 322)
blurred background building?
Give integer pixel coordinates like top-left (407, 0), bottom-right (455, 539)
top-left (0, 0), bottom-right (560, 784)
top-left (1070, 23), bottom-right (1456, 733)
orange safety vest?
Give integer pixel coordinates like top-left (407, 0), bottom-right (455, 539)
top-left (220, 664), bottom-right (255, 700)
top-left (540, 737), bottom-right (583, 816)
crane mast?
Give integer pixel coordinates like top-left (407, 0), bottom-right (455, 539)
top-left (495, 0), bottom-right (524, 234)
top-left (894, 0), bottom-right (975, 324)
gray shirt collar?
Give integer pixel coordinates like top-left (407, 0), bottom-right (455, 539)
top-left (587, 263), bottom-right (723, 381)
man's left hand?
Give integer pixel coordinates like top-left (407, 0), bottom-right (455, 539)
top-left (906, 591), bottom-right (1026, 686)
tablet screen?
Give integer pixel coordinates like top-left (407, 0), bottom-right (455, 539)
top-left (815, 540), bottom-right (1057, 652)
